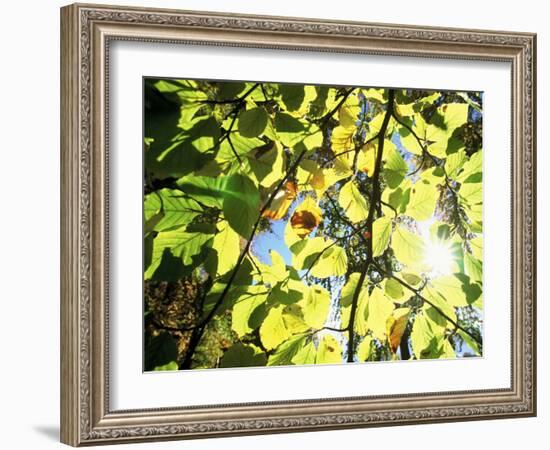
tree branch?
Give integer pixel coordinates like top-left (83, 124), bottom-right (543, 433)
top-left (313, 326), bottom-right (349, 334)
top-left (219, 83), bottom-right (261, 143)
top-left (391, 112), bottom-right (458, 196)
top-left (181, 147), bottom-right (313, 368)
top-left (202, 82), bottom-right (261, 106)
top-left (372, 262), bottom-right (482, 347)
top-left (346, 89), bottom-right (395, 362)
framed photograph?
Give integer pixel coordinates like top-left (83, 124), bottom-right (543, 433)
top-left (60, 3), bottom-right (536, 446)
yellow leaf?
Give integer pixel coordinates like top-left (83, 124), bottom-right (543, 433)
top-left (339, 95), bottom-right (360, 128)
top-left (386, 307), bottom-right (410, 353)
top-left (357, 336), bottom-right (373, 362)
top-left (316, 335), bottom-right (342, 364)
top-left (338, 180), bottom-right (369, 223)
top-left (356, 142), bottom-right (376, 176)
top-left (367, 287), bottom-right (395, 340)
top-left (331, 125), bottom-right (355, 154)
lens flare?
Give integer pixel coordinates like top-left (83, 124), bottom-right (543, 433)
top-left (424, 241), bottom-right (454, 276)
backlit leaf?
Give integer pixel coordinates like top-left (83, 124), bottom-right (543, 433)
top-left (316, 335), bottom-right (342, 364)
top-left (366, 287), bottom-right (395, 340)
top-left (387, 307), bottom-right (410, 353)
top-left (145, 230), bottom-right (212, 280)
top-left (262, 181), bottom-right (297, 220)
top-left (357, 336), bottom-right (373, 362)
top-left (373, 216), bottom-right (392, 257)
top-left (260, 305), bottom-right (292, 350)
top-left (406, 181), bottom-right (438, 221)
top-left (211, 221), bottom-right (241, 276)
top-left (231, 286), bottom-right (269, 337)
top-left (338, 180), bottom-right (369, 223)
top-left (267, 334), bottom-right (308, 366)
top-left (290, 197), bottom-right (323, 238)
top-left (300, 284), bottom-right (331, 329)
top-left (392, 225), bottom-right (426, 268)
top-left (222, 173), bottom-right (260, 237)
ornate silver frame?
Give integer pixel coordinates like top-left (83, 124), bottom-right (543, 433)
top-left (60, 3), bottom-right (536, 446)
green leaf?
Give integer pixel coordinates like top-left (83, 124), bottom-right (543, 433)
top-left (430, 275), bottom-right (469, 307)
top-left (373, 216), bottom-right (392, 257)
top-left (339, 273), bottom-right (368, 335)
top-left (278, 84), bottom-right (316, 113)
top-left (231, 286), bottom-right (269, 338)
top-left (217, 133), bottom-right (265, 163)
top-left (301, 285), bottom-right (331, 329)
top-left (392, 225), bottom-right (426, 268)
top-left (144, 193), bottom-right (164, 233)
top-left (459, 182), bottom-right (482, 206)
top-left (144, 332), bottom-right (178, 371)
top-left (267, 334), bottom-right (308, 366)
top-left (398, 122), bottom-right (425, 156)
top-left (148, 115), bottom-right (220, 178)
top-left (357, 336), bottom-right (373, 362)
top-left (274, 112), bottom-right (305, 147)
top-left (383, 142), bottom-right (409, 188)
top-left (411, 313), bottom-right (437, 359)
top-left (238, 107), bottom-right (268, 138)
top-left (338, 180), bottom-right (369, 223)
top-left (309, 245), bottom-right (348, 279)
top-left (366, 287), bottom-right (395, 340)
top-left (248, 142), bottom-right (285, 188)
top-left (331, 125), bottom-right (355, 155)
top-left (458, 330), bottom-right (481, 356)
top-left (456, 273), bottom-right (482, 304)
top-left (260, 305), bottom-right (292, 350)
top-left (291, 340), bottom-right (317, 365)
top-left (221, 173), bottom-right (260, 237)
top-left (340, 273), bottom-right (363, 308)
top-left (176, 176), bottom-right (225, 208)
top-left (469, 236), bottom-right (483, 260)
top-left (457, 150), bottom-right (482, 183)
top-left (445, 148), bottom-right (467, 179)
top-left (217, 81), bottom-right (247, 100)
top-left (210, 222), bottom-right (241, 276)
top-left (270, 280), bottom-right (305, 306)
top-left (220, 343), bottom-right (267, 368)
top-left (402, 272), bottom-right (422, 287)
top-left (153, 79), bottom-right (207, 102)
top-left (464, 253), bottom-right (482, 283)
top-left (384, 278), bottom-right (410, 303)
top-left (185, 116), bottom-right (221, 153)
top-left (281, 304), bottom-right (309, 335)
top-left (145, 230), bottom-right (212, 280)
top-left (146, 189), bottom-right (202, 232)
top-left (406, 182), bottom-right (438, 221)
top-left (439, 339), bottom-right (457, 359)
top-left (423, 304), bottom-right (447, 331)
top-left (339, 95), bottom-right (360, 128)
top-left (274, 112), bottom-right (322, 150)
top-left (316, 335), bottom-right (342, 364)
top-left (422, 285), bottom-right (457, 325)
top-left (291, 237), bottom-right (326, 269)
top-left (438, 103), bottom-right (469, 134)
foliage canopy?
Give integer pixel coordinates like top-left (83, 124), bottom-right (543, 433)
top-left (143, 78), bottom-right (483, 371)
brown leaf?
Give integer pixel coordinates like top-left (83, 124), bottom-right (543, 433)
top-left (262, 181), bottom-right (297, 220)
top-left (290, 197), bottom-right (322, 238)
top-left (387, 308), bottom-right (410, 354)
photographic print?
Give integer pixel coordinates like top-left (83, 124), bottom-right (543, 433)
top-left (143, 78), bottom-right (483, 371)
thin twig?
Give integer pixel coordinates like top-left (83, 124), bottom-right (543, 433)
top-left (346, 89), bottom-right (396, 362)
top-left (373, 262), bottom-right (482, 346)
